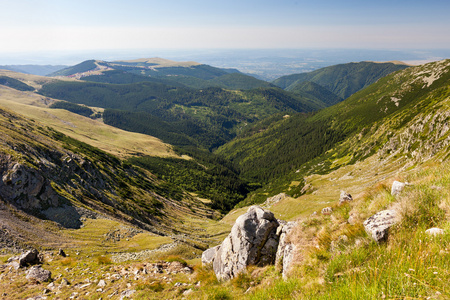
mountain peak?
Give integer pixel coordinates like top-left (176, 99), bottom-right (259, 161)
top-left (112, 57), bottom-right (201, 68)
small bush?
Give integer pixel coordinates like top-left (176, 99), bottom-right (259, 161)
top-left (164, 255), bottom-right (187, 266)
top-left (60, 257), bottom-right (76, 267)
top-left (97, 255), bottom-right (112, 265)
top-left (231, 271), bottom-right (252, 289)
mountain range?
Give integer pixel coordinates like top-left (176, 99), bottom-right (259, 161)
top-left (1, 57), bottom-right (449, 299)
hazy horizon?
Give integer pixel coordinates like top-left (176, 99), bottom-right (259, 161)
top-left (1, 0), bottom-right (449, 60)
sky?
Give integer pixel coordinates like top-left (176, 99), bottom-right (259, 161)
top-left (0, 0), bottom-right (449, 58)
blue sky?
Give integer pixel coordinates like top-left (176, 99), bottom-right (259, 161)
top-left (0, 0), bottom-right (449, 53)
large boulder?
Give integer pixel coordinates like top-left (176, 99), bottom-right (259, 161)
top-left (363, 210), bottom-right (398, 242)
top-left (26, 265), bottom-right (52, 282)
top-left (275, 221), bottom-right (296, 279)
top-left (212, 206), bottom-right (280, 281)
top-left (19, 249), bottom-right (41, 267)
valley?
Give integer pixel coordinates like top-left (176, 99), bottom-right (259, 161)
top-left (0, 57), bottom-right (449, 299)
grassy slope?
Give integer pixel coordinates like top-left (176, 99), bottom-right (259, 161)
top-left (0, 74), bottom-right (176, 159)
top-left (218, 60), bottom-right (450, 202)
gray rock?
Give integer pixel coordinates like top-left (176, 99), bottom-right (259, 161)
top-left (26, 265), bottom-right (52, 282)
top-left (212, 206), bottom-right (280, 281)
top-left (19, 249), bottom-right (41, 267)
top-left (321, 207), bottom-right (332, 215)
top-left (202, 245), bottom-right (220, 266)
top-left (425, 227), bottom-right (444, 236)
top-left (339, 191), bottom-right (353, 205)
top-left (391, 181), bottom-right (407, 196)
top-left (58, 249), bottom-right (66, 257)
top-left (119, 289), bottom-right (135, 300)
top-left (363, 210), bottom-right (398, 242)
top-left (275, 221), bottom-right (296, 279)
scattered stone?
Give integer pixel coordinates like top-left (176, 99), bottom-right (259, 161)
top-left (339, 191), bottom-right (353, 205)
top-left (425, 228), bottom-right (444, 236)
top-left (202, 245), bottom-right (220, 266)
top-left (391, 181), bottom-right (407, 196)
top-left (26, 265), bottom-right (52, 282)
top-left (212, 206), bottom-right (280, 281)
top-left (119, 289), bottom-right (135, 300)
top-left (19, 249), bottom-right (41, 267)
top-left (97, 279), bottom-right (106, 287)
top-left (348, 214), bottom-right (357, 225)
top-left (58, 249), bottom-right (66, 257)
top-left (77, 283), bottom-right (91, 289)
top-left (59, 278), bottom-right (70, 288)
top-left (321, 207), bottom-right (332, 215)
top-left (111, 273), bottom-right (121, 281)
top-left (363, 210), bottom-right (398, 242)
top-left (183, 288), bottom-right (194, 296)
top-left (46, 282), bottom-right (55, 290)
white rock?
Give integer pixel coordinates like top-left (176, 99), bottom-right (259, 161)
top-left (425, 227), bottom-right (444, 236)
top-left (391, 181), bottom-right (407, 196)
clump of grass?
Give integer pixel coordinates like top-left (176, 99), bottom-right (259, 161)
top-left (207, 288), bottom-right (232, 300)
top-left (194, 264), bottom-right (218, 286)
top-left (136, 280), bottom-right (166, 292)
top-left (164, 255), bottom-right (187, 266)
top-left (60, 257), bottom-right (76, 267)
top-left (97, 255), bottom-right (112, 265)
top-left (231, 271), bottom-right (252, 290)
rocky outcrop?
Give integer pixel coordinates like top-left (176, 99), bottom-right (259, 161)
top-left (275, 221), bottom-right (296, 279)
top-left (263, 193), bottom-right (287, 208)
top-left (363, 210), bottom-right (398, 242)
top-left (212, 206), bottom-right (280, 281)
top-left (339, 191), bottom-right (353, 205)
top-left (26, 265), bottom-right (51, 282)
top-left (391, 181), bottom-right (407, 196)
top-left (0, 161), bottom-right (60, 211)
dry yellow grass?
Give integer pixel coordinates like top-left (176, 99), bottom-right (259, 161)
top-left (0, 85), bottom-right (178, 159)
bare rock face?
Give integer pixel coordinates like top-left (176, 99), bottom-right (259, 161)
top-left (363, 210), bottom-right (398, 242)
top-left (275, 221), bottom-right (296, 279)
top-left (339, 191), bottom-right (353, 205)
top-left (391, 181), bottom-right (407, 196)
top-left (212, 206), bottom-right (280, 281)
top-left (26, 265), bottom-right (51, 282)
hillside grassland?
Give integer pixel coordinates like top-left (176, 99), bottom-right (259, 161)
top-left (0, 85), bottom-right (176, 159)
